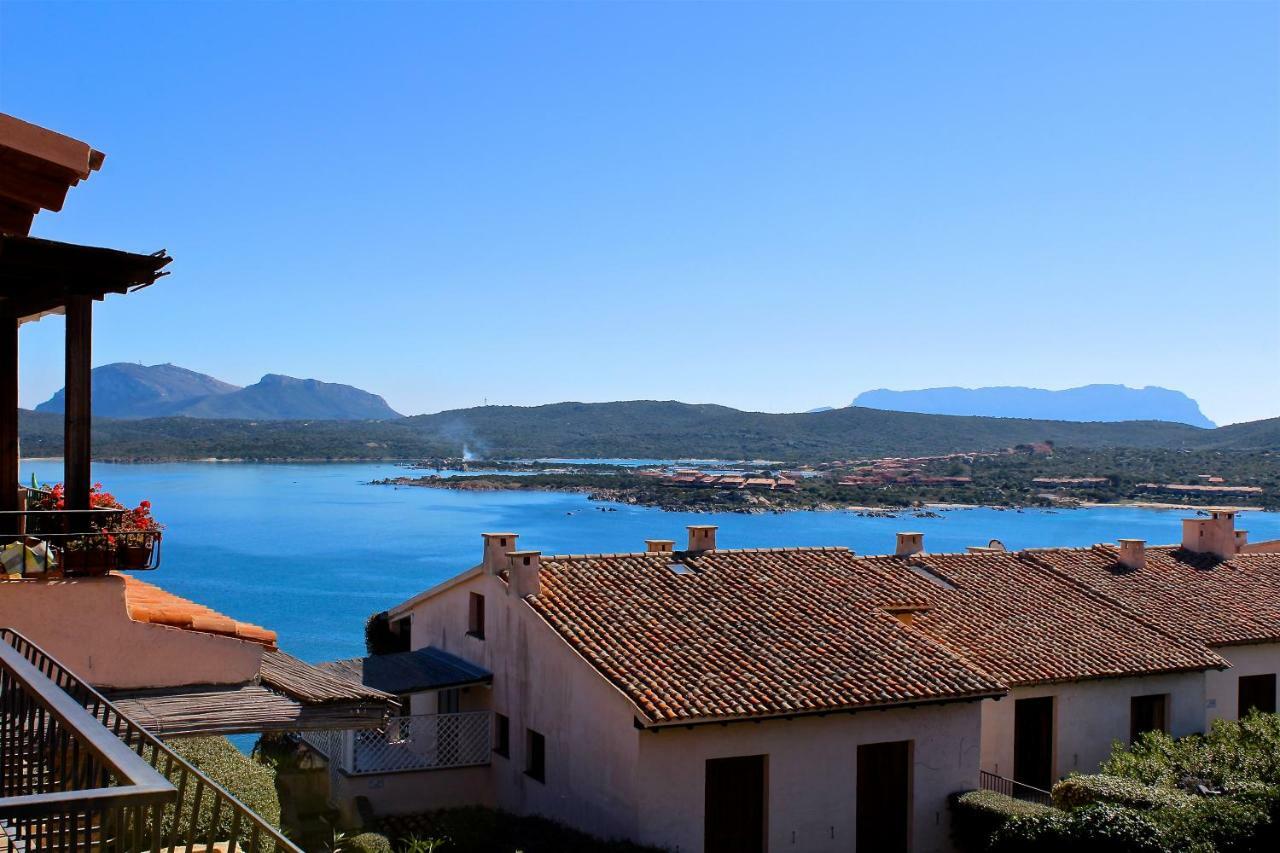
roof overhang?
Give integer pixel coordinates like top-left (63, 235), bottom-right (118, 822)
top-left (103, 649), bottom-right (398, 737)
top-left (0, 113), bottom-right (104, 235)
top-left (106, 683), bottom-right (389, 737)
top-left (0, 234), bottom-right (171, 323)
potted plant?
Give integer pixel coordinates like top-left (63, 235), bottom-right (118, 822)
top-left (116, 499), bottom-right (163, 570)
top-left (23, 481), bottom-right (162, 574)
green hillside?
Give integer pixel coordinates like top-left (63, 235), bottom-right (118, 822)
top-left (21, 401), bottom-right (1276, 463)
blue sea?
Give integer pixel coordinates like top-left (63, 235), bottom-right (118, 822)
top-left (20, 460), bottom-right (1280, 666)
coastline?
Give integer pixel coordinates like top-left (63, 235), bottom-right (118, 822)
top-left (371, 474), bottom-right (1275, 516)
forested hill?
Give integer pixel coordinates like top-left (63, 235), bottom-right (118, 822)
top-left (17, 402), bottom-right (1280, 462)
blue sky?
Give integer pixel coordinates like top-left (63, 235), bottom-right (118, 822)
top-left (2, 1), bottom-right (1276, 425)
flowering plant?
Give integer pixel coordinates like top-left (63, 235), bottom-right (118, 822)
top-left (27, 482), bottom-right (163, 532)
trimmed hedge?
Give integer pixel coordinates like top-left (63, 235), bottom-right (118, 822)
top-left (990, 803), bottom-right (1169, 853)
top-left (949, 790), bottom-right (1052, 852)
top-left (164, 736), bottom-right (282, 833)
top-left (344, 832), bottom-right (392, 853)
top-left (378, 806), bottom-right (663, 853)
top-left (1052, 774), bottom-right (1191, 811)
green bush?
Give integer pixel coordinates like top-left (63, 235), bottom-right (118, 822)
top-left (1156, 796), bottom-right (1273, 853)
top-left (1102, 713), bottom-right (1280, 789)
top-left (1052, 774), bottom-right (1191, 811)
top-left (344, 832), bottom-right (392, 853)
top-left (990, 803), bottom-right (1170, 853)
top-left (163, 736), bottom-right (282, 833)
top-left (949, 790), bottom-right (1052, 852)
top-left (378, 806), bottom-right (662, 853)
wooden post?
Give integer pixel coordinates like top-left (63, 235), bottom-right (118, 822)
top-left (63, 295), bottom-right (92, 513)
top-left (0, 307), bottom-right (18, 532)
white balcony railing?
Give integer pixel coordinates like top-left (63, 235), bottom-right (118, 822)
top-left (303, 711), bottom-right (492, 776)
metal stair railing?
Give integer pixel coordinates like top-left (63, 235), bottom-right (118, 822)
top-left (0, 628), bottom-right (300, 852)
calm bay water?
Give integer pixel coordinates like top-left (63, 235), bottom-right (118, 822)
top-left (21, 460), bottom-right (1280, 666)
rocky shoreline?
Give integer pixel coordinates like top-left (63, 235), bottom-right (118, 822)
top-left (370, 474), bottom-right (951, 516)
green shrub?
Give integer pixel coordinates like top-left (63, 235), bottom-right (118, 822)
top-left (344, 832), bottom-right (392, 853)
top-left (990, 803), bottom-right (1171, 853)
top-left (1102, 713), bottom-right (1280, 789)
top-left (378, 806), bottom-right (662, 853)
top-left (1052, 774), bottom-right (1191, 811)
top-left (163, 736), bottom-right (282, 832)
top-left (1155, 795), bottom-right (1273, 853)
top-left (949, 789), bottom-right (1052, 852)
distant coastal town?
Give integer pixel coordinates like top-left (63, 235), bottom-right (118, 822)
top-left (372, 444), bottom-right (1280, 513)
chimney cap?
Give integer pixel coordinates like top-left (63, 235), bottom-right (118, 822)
top-left (686, 525), bottom-right (718, 531)
top-left (482, 532), bottom-right (519, 539)
top-left (507, 550), bottom-right (541, 557)
top-left (1118, 538), bottom-right (1146, 545)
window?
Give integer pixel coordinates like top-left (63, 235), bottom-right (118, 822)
top-left (1130, 694), bottom-right (1169, 743)
top-left (525, 728), bottom-right (545, 783)
top-left (494, 713), bottom-right (510, 758)
top-left (438, 688), bottom-right (460, 714)
top-left (468, 592), bottom-right (486, 639)
top-left (1239, 674), bottom-right (1277, 716)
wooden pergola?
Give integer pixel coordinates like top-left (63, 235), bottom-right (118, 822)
top-left (0, 113), bottom-right (171, 514)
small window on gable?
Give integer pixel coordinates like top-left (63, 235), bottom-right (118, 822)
top-left (468, 592), bottom-right (485, 639)
top-left (526, 728), bottom-right (546, 783)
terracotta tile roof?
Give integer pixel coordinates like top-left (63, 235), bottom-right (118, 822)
top-left (1026, 547), bottom-right (1280, 648)
top-left (118, 574), bottom-right (278, 648)
top-left (524, 548), bottom-right (1005, 725)
top-left (852, 552), bottom-right (1225, 687)
top-left (520, 545), bottom-right (1229, 725)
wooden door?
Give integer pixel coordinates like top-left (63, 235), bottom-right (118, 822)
top-left (856, 740), bottom-right (911, 853)
top-left (705, 755), bottom-right (767, 853)
top-left (1014, 696), bottom-right (1054, 791)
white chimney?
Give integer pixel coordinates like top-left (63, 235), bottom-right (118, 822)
top-left (896, 532), bottom-right (924, 557)
top-left (482, 532), bottom-right (518, 575)
top-left (1182, 509), bottom-right (1240, 558)
top-left (508, 551), bottom-right (542, 598)
top-left (1118, 538), bottom-right (1146, 570)
top-left (687, 525), bottom-right (717, 551)
top-left (645, 539), bottom-right (675, 553)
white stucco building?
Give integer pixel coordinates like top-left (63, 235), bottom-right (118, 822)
top-left (309, 515), bottom-right (1280, 853)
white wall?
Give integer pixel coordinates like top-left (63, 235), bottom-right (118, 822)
top-left (333, 766), bottom-right (494, 825)
top-left (405, 571), bottom-right (645, 843)
top-left (980, 671), bottom-right (1207, 784)
top-left (1206, 644), bottom-right (1280, 725)
top-left (634, 701), bottom-right (983, 853)
top-left (0, 576), bottom-right (263, 688)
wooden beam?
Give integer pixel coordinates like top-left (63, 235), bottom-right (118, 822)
top-left (63, 295), bottom-right (91, 511)
top-left (0, 306), bottom-right (17, 528)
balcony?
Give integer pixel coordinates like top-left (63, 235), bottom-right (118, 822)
top-left (303, 711), bottom-right (492, 776)
top-left (0, 628), bottom-right (297, 852)
top-left (1, 503), bottom-right (161, 577)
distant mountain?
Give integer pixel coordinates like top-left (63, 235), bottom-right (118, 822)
top-left (178, 374), bottom-right (402, 421)
top-left (35, 363), bottom-right (401, 421)
top-left (853, 385), bottom-right (1215, 428)
top-left (35, 363), bottom-right (240, 419)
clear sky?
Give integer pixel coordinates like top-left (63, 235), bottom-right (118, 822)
top-left (2, 1), bottom-right (1276, 425)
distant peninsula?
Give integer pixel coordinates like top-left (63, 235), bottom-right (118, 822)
top-left (853, 384), bottom-right (1215, 428)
